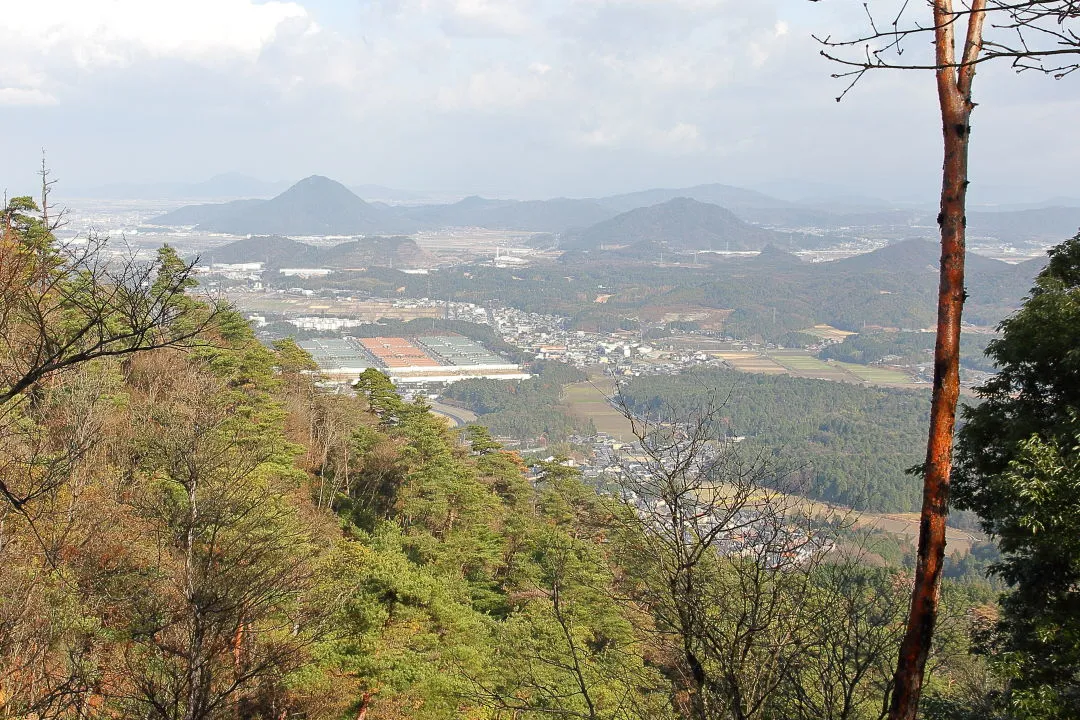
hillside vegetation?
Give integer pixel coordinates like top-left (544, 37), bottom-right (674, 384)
top-left (0, 193), bottom-right (1002, 720)
top-left (617, 368), bottom-right (931, 512)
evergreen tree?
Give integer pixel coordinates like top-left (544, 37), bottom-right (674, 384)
top-left (955, 233), bottom-right (1080, 718)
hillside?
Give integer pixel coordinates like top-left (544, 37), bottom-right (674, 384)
top-left (967, 206), bottom-right (1080, 243)
top-left (357, 237), bottom-right (1042, 339)
top-left (151, 176), bottom-right (418, 236)
top-left (150, 198), bottom-right (266, 227)
top-left (207, 234), bottom-right (432, 269)
top-left (564, 197), bottom-right (799, 253)
top-left (203, 235), bottom-right (309, 266)
top-left (599, 183), bottom-right (795, 213)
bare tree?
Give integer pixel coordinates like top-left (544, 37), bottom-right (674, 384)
top-left (809, 3), bottom-right (1079, 718)
top-left (605, 392), bottom-right (850, 720)
top-left (0, 180), bottom-right (223, 512)
top-left (779, 560), bottom-right (910, 720)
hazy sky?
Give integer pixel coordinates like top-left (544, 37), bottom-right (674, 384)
top-left (1, 0), bottom-right (1077, 202)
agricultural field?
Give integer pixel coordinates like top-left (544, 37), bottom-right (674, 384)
top-left (227, 292), bottom-right (441, 321)
top-left (800, 324), bottom-right (857, 341)
top-left (856, 512), bottom-right (982, 555)
top-left (562, 378), bottom-right (637, 442)
top-left (835, 361), bottom-right (913, 384)
top-left (714, 351), bottom-right (788, 375)
top-left (769, 351), bottom-right (860, 382)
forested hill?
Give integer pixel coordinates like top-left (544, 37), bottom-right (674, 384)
top-left (336, 238), bottom-right (1043, 337)
top-left (597, 183), bottom-right (796, 213)
top-left (151, 175), bottom-right (418, 235)
top-left (563, 197), bottom-right (803, 254)
top-left (617, 368), bottom-right (931, 512)
top-left (149, 198), bottom-right (265, 226)
top-left (206, 234), bottom-right (433, 269)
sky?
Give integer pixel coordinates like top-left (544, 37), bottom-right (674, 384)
top-left (0, 0), bottom-right (1077, 203)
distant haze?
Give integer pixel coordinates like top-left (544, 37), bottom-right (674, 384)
top-left (0, 0), bottom-right (1077, 204)
top-left (146, 175), bottom-right (1080, 247)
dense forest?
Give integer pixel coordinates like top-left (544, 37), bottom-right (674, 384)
top-left (3, 192), bottom-right (1078, 720)
top-left (440, 361), bottom-right (593, 443)
top-left (819, 330), bottom-right (998, 373)
top-left (616, 368), bottom-right (931, 512)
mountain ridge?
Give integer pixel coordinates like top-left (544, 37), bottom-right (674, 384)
top-left (563, 197), bottom-right (802, 254)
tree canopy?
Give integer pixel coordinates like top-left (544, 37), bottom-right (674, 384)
top-left (955, 232), bottom-right (1080, 719)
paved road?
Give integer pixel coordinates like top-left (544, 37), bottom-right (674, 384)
top-left (428, 401), bottom-right (478, 428)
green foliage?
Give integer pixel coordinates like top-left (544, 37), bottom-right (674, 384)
top-left (356, 368), bottom-right (402, 417)
top-left (618, 367), bottom-right (930, 511)
top-left (441, 362), bottom-right (593, 443)
top-left (0, 191), bottom-right (1029, 720)
top-left (273, 336), bottom-right (319, 373)
top-left (819, 330), bottom-right (996, 372)
top-left (955, 233), bottom-right (1080, 719)
top-left (776, 330), bottom-right (821, 348)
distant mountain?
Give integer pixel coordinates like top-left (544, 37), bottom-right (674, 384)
top-left (152, 176), bottom-right (418, 236)
top-left (150, 199), bottom-right (266, 227)
top-left (832, 238), bottom-right (947, 275)
top-left (829, 238), bottom-right (1046, 326)
top-left (747, 244), bottom-right (807, 269)
top-left (833, 237), bottom-right (1023, 276)
top-left (564, 198), bottom-right (799, 254)
top-left (966, 206), bottom-right (1080, 243)
top-left (750, 180), bottom-right (907, 211)
top-left (205, 235), bottom-right (432, 269)
top-left (401, 196), bottom-right (617, 232)
top-left (185, 174), bottom-right (290, 199)
top-left (201, 236), bottom-right (310, 266)
top-left (599, 184), bottom-right (794, 213)
top-left (728, 204), bottom-right (937, 231)
top-left (298, 236), bottom-right (432, 269)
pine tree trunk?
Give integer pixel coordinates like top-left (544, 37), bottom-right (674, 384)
top-left (888, 3), bottom-right (984, 718)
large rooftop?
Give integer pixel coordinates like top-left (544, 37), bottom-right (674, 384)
top-left (298, 334), bottom-right (521, 382)
top-left (416, 336), bottom-right (508, 366)
top-left (298, 338), bottom-right (377, 371)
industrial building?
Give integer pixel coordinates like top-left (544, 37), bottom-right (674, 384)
top-left (298, 335), bottom-right (528, 384)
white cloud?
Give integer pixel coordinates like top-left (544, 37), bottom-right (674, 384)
top-left (663, 122), bottom-right (701, 149)
top-left (0, 0), bottom-right (1071, 200)
top-left (0, 87), bottom-right (58, 106)
top-left (0, 0), bottom-right (317, 104)
top-left (6, 0), bottom-right (312, 63)
top-left (436, 65), bottom-right (553, 111)
top-left (442, 0), bottom-right (534, 36)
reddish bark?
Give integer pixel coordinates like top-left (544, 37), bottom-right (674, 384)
top-left (887, 3), bottom-right (986, 719)
top-left (356, 690), bottom-right (377, 720)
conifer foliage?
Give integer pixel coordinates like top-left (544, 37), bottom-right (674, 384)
top-left (955, 233), bottom-right (1080, 719)
top-left (0, 192), bottom-right (1008, 719)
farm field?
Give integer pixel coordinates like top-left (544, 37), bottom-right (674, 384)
top-left (769, 351), bottom-right (856, 381)
top-left (227, 293), bottom-right (441, 321)
top-left (800, 324), bottom-right (857, 341)
top-left (562, 377), bottom-right (637, 442)
top-left (835, 361), bottom-right (913, 384)
top-left (714, 351), bottom-right (788, 375)
top-left (856, 512), bottom-right (981, 555)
